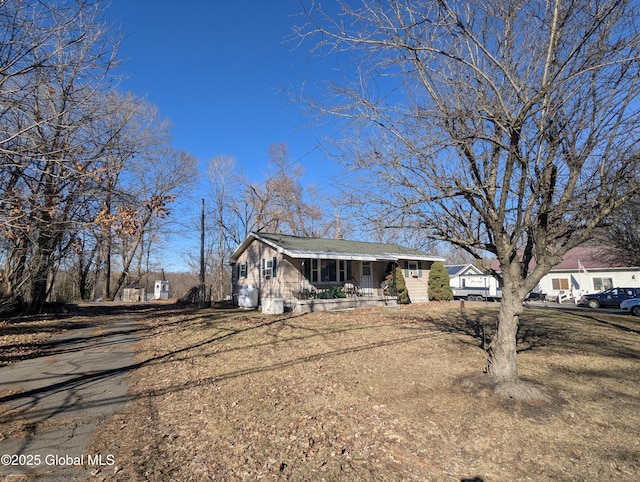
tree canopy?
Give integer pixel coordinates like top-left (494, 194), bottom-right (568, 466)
top-left (0, 1), bottom-right (196, 313)
top-left (299, 0), bottom-right (640, 388)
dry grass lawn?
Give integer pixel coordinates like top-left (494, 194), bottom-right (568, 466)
top-left (84, 302), bottom-right (640, 481)
top-left (1, 301), bottom-right (639, 480)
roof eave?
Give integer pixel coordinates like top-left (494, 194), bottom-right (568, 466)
top-left (229, 232), bottom-right (264, 264)
top-left (282, 250), bottom-right (386, 261)
top-left (231, 232), bottom-right (445, 264)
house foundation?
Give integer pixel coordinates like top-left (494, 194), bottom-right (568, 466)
top-left (288, 296), bottom-right (397, 313)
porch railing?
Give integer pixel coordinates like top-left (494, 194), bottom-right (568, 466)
top-left (284, 281), bottom-right (388, 301)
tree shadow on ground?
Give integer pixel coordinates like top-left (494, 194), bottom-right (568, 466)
top-left (0, 302), bottom-right (245, 366)
top-left (3, 303), bottom-right (638, 434)
top-left (0, 308), bottom-right (436, 420)
top-left (404, 306), bottom-right (571, 355)
top-left (400, 304), bottom-right (639, 362)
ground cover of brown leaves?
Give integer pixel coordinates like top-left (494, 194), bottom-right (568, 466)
top-left (0, 303), bottom-right (165, 369)
top-left (82, 302), bottom-right (640, 481)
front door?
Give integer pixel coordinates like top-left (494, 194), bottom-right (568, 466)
top-left (361, 261), bottom-right (373, 294)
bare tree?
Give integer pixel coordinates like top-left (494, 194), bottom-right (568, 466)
top-left (598, 192), bottom-right (640, 266)
top-left (104, 145), bottom-right (198, 301)
top-left (299, 0), bottom-right (640, 391)
top-left (207, 154), bottom-right (244, 244)
top-left (245, 143), bottom-right (325, 236)
top-left (0, 1), bottom-right (197, 311)
top-left (207, 143), bottom-right (329, 243)
top-left (203, 145), bottom-right (333, 298)
top-left (206, 154), bottom-right (242, 300)
top-left (0, 0), bottom-right (122, 313)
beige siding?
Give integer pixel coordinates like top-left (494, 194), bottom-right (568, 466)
top-left (401, 260), bottom-right (434, 303)
top-left (234, 240), bottom-right (281, 301)
top-left (280, 256), bottom-right (306, 300)
top-left (404, 270), bottom-right (430, 302)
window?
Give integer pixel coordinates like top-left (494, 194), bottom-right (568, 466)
top-left (321, 259), bottom-right (336, 282)
top-left (310, 259), bottom-right (319, 282)
top-left (593, 277), bottom-right (613, 291)
top-left (403, 260), bottom-right (423, 277)
top-left (551, 278), bottom-right (569, 290)
top-left (338, 260), bottom-right (351, 282)
top-left (261, 257), bottom-right (277, 278)
top-left (239, 262), bottom-right (248, 278)
top-left (303, 259), bottom-right (351, 283)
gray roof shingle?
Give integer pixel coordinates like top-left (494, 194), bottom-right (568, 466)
top-left (231, 232), bottom-right (445, 263)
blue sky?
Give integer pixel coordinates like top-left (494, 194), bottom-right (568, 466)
top-left (103, 1), bottom-right (339, 270)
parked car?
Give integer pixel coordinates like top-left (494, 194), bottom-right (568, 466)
top-left (580, 288), bottom-right (640, 309)
top-left (620, 298), bottom-right (640, 316)
top-left (525, 291), bottom-right (547, 302)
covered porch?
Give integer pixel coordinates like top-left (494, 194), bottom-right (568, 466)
top-left (281, 257), bottom-right (400, 313)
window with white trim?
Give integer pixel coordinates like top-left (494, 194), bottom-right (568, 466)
top-left (404, 260), bottom-right (423, 277)
top-left (261, 257), bottom-right (277, 278)
top-left (338, 260), bottom-right (350, 282)
top-left (310, 259), bottom-right (319, 282)
top-left (321, 259), bottom-right (337, 281)
top-left (593, 277), bottom-right (613, 291)
top-left (304, 259), bottom-right (351, 283)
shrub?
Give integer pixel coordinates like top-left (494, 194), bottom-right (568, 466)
top-left (428, 261), bottom-right (453, 301)
top-left (384, 266), bottom-right (410, 304)
top-left (317, 286), bottom-right (346, 299)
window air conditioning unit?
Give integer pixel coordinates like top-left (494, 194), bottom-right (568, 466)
top-left (409, 270), bottom-right (418, 278)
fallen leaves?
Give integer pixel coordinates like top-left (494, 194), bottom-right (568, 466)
top-left (15, 303), bottom-right (637, 481)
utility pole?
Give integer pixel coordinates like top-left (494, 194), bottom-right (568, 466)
top-left (200, 198), bottom-right (206, 308)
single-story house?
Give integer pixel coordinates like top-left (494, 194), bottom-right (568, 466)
top-left (490, 246), bottom-right (640, 302)
top-left (230, 232), bottom-right (446, 313)
top-left (536, 246), bottom-right (640, 302)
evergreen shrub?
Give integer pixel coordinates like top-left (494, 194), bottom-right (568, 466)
top-left (428, 261), bottom-right (453, 301)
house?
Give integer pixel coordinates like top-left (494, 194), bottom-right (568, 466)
top-left (489, 246), bottom-right (640, 302)
top-left (446, 264), bottom-right (501, 300)
top-left (230, 232), bottom-right (445, 313)
top-left (535, 246), bottom-right (640, 302)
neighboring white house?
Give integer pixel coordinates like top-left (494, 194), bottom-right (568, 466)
top-left (535, 246), bottom-right (640, 302)
top-left (446, 264), bottom-right (501, 300)
top-left (490, 246), bottom-right (640, 302)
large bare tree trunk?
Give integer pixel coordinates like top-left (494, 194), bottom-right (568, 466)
top-left (486, 289), bottom-right (523, 383)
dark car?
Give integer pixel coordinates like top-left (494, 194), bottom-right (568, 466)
top-left (580, 287), bottom-right (640, 309)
